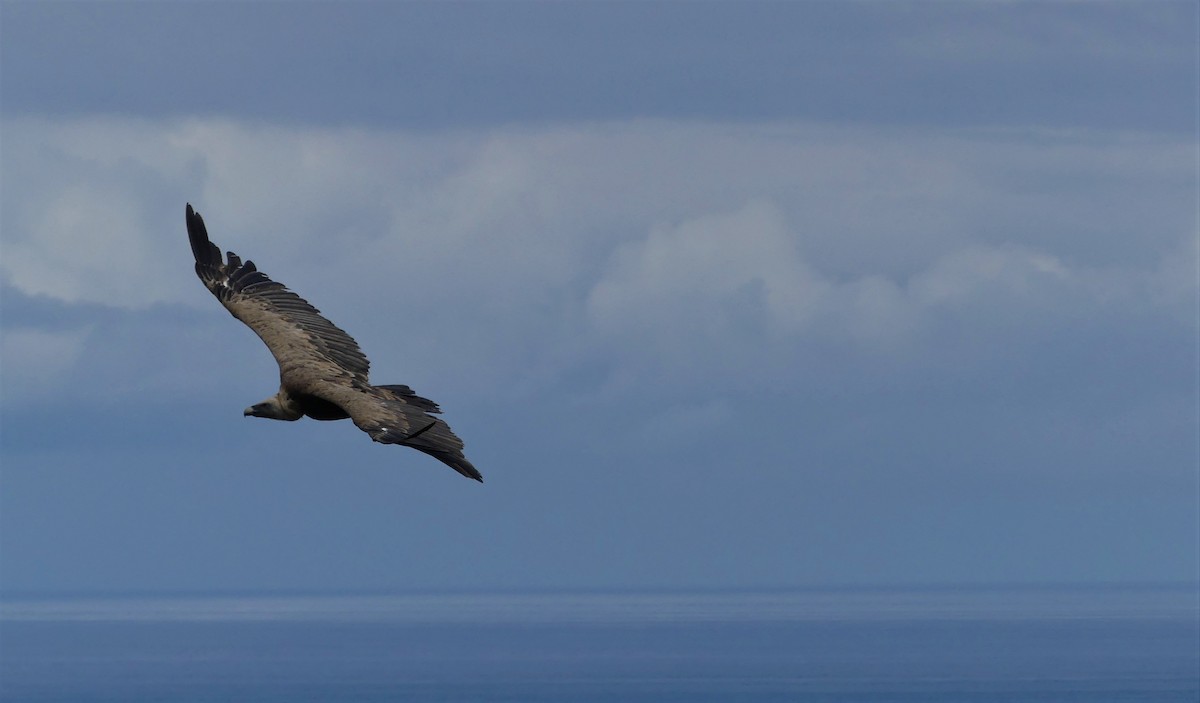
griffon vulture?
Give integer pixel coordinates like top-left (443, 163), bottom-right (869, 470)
top-left (186, 204), bottom-right (481, 482)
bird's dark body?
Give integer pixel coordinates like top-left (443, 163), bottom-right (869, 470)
top-left (293, 393), bottom-right (351, 421)
top-left (186, 203), bottom-right (482, 482)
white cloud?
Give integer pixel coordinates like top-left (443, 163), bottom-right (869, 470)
top-left (907, 246), bottom-right (1069, 308)
top-left (587, 200), bottom-right (829, 346)
top-left (1, 116), bottom-right (1193, 399)
top-left (580, 198), bottom-right (1174, 388)
top-left (1, 186), bottom-right (168, 307)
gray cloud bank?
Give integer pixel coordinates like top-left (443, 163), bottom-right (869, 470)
top-left (1, 116), bottom-right (1194, 590)
top-left (3, 117), bottom-right (1193, 398)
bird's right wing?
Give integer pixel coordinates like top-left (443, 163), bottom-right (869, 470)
top-left (306, 378), bottom-right (482, 481)
top-left (187, 204), bottom-right (371, 384)
top-left (357, 390), bottom-right (482, 481)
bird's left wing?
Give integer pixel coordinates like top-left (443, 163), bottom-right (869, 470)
top-left (186, 203), bottom-right (371, 383)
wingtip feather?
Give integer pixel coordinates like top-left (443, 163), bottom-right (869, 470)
top-left (441, 451), bottom-right (483, 481)
top-left (460, 462), bottom-right (484, 482)
top-left (186, 203), bottom-right (220, 266)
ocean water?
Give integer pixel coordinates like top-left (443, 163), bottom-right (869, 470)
top-left (1, 586), bottom-right (1196, 702)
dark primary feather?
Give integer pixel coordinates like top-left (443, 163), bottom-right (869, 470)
top-left (187, 203), bottom-right (223, 269)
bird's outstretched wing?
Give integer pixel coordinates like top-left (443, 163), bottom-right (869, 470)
top-left (187, 203), bottom-right (370, 383)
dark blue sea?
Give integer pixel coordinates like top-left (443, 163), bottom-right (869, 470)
top-left (2, 586), bottom-right (1197, 702)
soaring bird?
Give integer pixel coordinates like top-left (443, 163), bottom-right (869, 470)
top-left (186, 204), bottom-right (481, 482)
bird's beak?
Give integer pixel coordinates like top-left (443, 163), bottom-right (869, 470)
top-left (244, 406), bottom-right (256, 417)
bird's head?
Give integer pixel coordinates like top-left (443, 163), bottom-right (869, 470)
top-left (244, 393), bottom-right (302, 421)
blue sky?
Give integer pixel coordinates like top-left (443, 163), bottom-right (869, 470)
top-left (1, 1), bottom-right (1196, 594)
